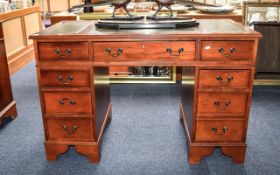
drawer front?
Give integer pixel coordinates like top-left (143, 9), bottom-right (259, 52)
top-left (38, 42), bottom-right (89, 61)
top-left (94, 41), bottom-right (195, 61)
top-left (41, 71), bottom-right (90, 87)
top-left (197, 92), bottom-right (247, 115)
top-left (201, 41), bottom-right (253, 61)
top-left (44, 92), bottom-right (92, 114)
top-left (47, 118), bottom-right (94, 140)
top-left (195, 119), bottom-right (244, 142)
top-left (199, 69), bottom-right (250, 89)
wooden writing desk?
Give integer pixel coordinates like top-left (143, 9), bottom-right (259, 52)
top-left (30, 19), bottom-right (261, 164)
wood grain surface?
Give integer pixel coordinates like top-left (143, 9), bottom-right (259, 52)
top-left (31, 19), bottom-right (261, 164)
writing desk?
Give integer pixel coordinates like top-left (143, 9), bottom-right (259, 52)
top-left (30, 19), bottom-right (261, 164)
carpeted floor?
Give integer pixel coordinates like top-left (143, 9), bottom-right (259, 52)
top-left (0, 61), bottom-right (280, 175)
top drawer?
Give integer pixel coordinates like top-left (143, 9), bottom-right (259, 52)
top-left (93, 41), bottom-right (195, 61)
top-left (201, 41), bottom-right (254, 61)
top-left (38, 42), bottom-right (89, 61)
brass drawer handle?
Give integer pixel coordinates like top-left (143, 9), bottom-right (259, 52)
top-left (166, 47), bottom-right (184, 56)
top-left (54, 48), bottom-right (72, 58)
top-left (216, 75), bottom-right (234, 85)
top-left (211, 127), bottom-right (228, 135)
top-left (105, 48), bottom-right (123, 57)
top-left (62, 125), bottom-right (78, 134)
top-left (214, 100), bottom-right (231, 109)
top-left (218, 47), bottom-right (236, 58)
top-left (58, 98), bottom-right (76, 105)
top-left (225, 100), bottom-right (231, 107)
top-left (214, 101), bottom-right (221, 107)
top-left (57, 75), bottom-right (74, 85)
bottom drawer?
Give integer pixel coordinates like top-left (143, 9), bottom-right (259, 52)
top-left (195, 119), bottom-right (244, 142)
top-left (47, 118), bottom-right (94, 141)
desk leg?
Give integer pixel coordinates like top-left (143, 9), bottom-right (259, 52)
top-left (75, 144), bottom-right (101, 162)
top-left (221, 146), bottom-right (246, 163)
top-left (0, 101), bottom-right (17, 126)
top-left (45, 142), bottom-right (69, 161)
top-left (189, 146), bottom-right (215, 164)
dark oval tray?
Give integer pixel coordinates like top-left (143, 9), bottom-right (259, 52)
top-left (95, 20), bottom-right (199, 29)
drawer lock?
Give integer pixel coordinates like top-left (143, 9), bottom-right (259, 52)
top-left (57, 75), bottom-right (74, 85)
top-left (216, 75), bottom-right (234, 85)
top-left (166, 47), bottom-right (184, 56)
top-left (211, 127), bottom-right (229, 135)
top-left (214, 100), bottom-right (231, 109)
top-left (54, 48), bottom-right (72, 58)
top-left (218, 47), bottom-right (236, 58)
top-left (62, 125), bottom-right (78, 134)
top-left (105, 48), bottom-right (123, 57)
top-left (58, 98), bottom-right (76, 105)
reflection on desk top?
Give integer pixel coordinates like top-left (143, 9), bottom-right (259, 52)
top-left (30, 19), bottom-right (261, 39)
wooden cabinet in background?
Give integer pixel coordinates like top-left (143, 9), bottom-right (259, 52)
top-left (37, 0), bottom-right (83, 13)
top-left (254, 22), bottom-right (280, 73)
top-left (0, 5), bottom-right (42, 75)
top-left (0, 23), bottom-right (17, 126)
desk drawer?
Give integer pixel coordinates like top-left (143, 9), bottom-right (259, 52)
top-left (41, 71), bottom-right (90, 87)
top-left (199, 69), bottom-right (250, 89)
top-left (201, 41), bottom-right (253, 61)
top-left (197, 92), bottom-right (247, 115)
top-left (195, 119), bottom-right (244, 142)
top-left (44, 92), bottom-right (92, 114)
top-left (93, 41), bottom-right (195, 61)
top-left (47, 118), bottom-right (94, 140)
top-left (38, 42), bottom-right (89, 61)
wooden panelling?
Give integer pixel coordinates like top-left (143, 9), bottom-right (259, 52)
top-left (24, 12), bottom-right (41, 45)
top-left (2, 18), bottom-right (25, 57)
top-left (70, 0), bottom-right (82, 6)
top-left (49, 0), bottom-right (68, 12)
top-left (0, 6), bottom-right (40, 22)
top-left (7, 44), bottom-right (35, 75)
top-left (0, 6), bottom-right (41, 75)
top-left (37, 0), bottom-right (83, 13)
